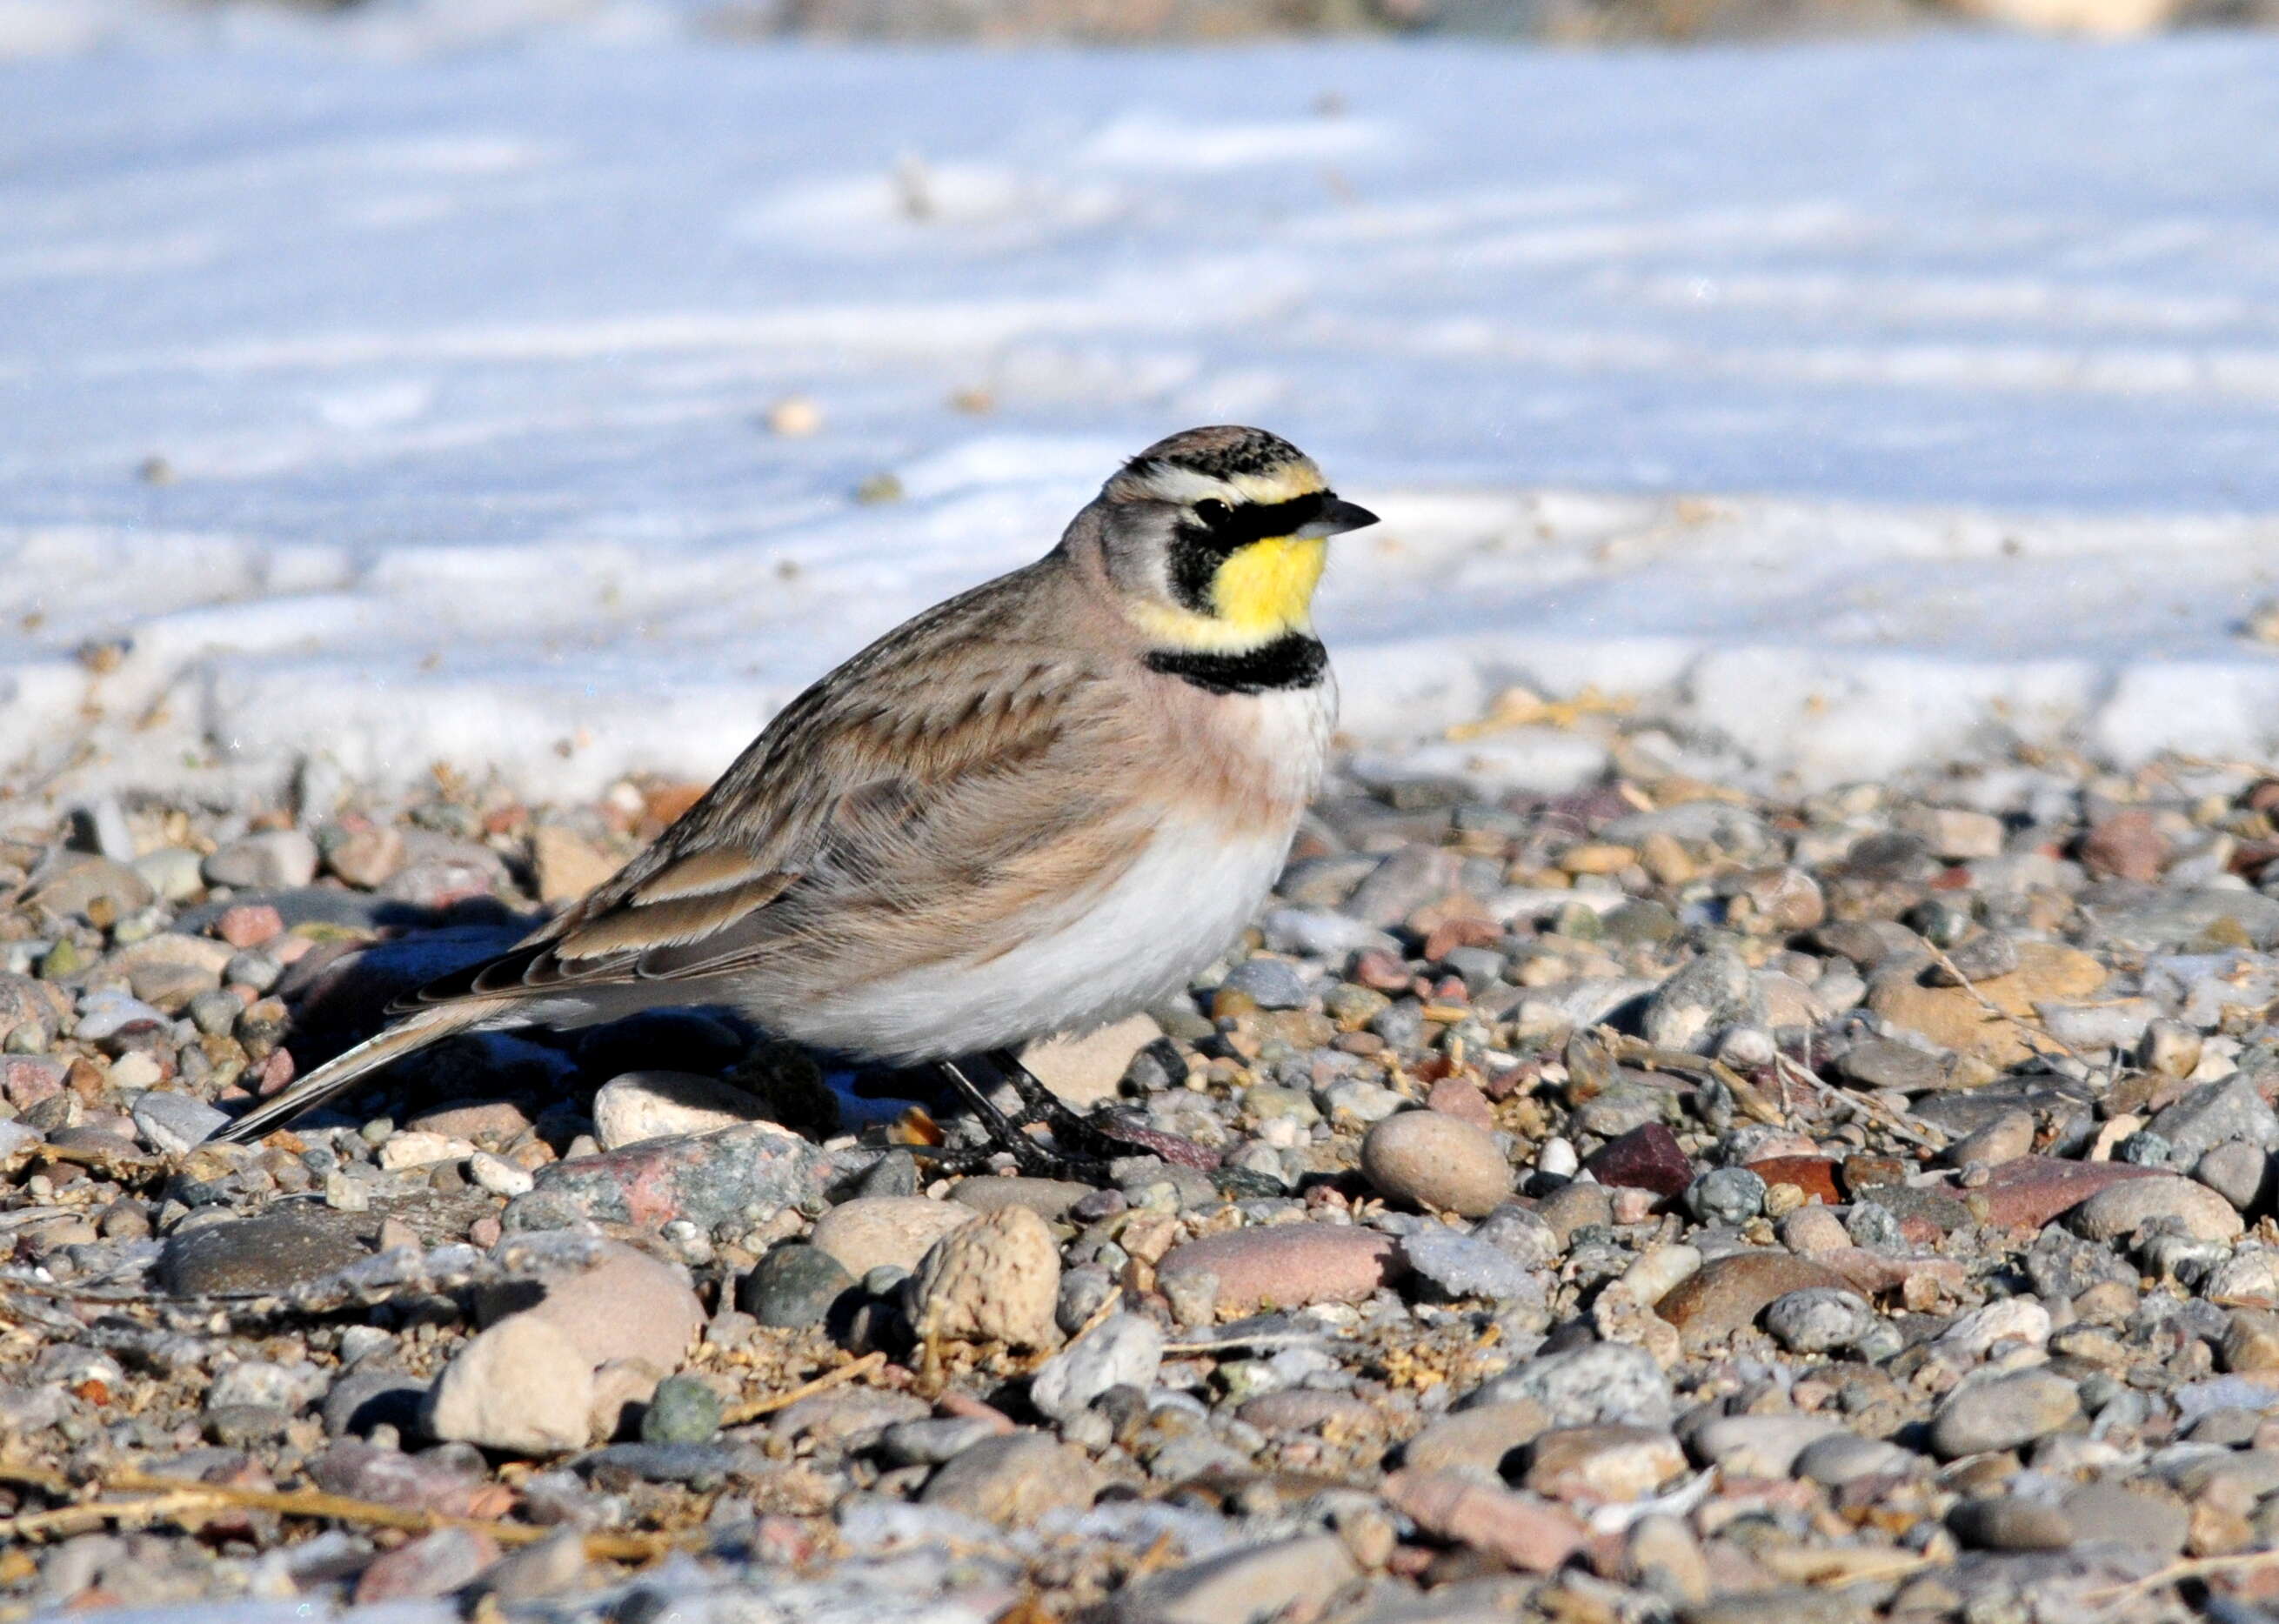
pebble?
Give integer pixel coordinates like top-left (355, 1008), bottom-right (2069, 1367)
top-left (505, 1121), bottom-right (834, 1233)
top-left (352, 1527), bottom-right (499, 1604)
top-left (639, 1376), bottom-right (722, 1445)
top-left (2149, 1074), bottom-right (2279, 1164)
top-left (919, 1431), bottom-right (1098, 1522)
top-left (810, 1195), bottom-right (976, 1278)
top-left (1360, 1109), bottom-right (1512, 1217)
top-left (467, 1150), bottom-right (534, 1197)
top-left (1684, 1166), bottom-right (1767, 1226)
top-left (2062, 1480), bottom-right (2191, 1553)
top-left (738, 1244), bottom-right (855, 1329)
top-left (1654, 1251), bottom-right (1849, 1351)
top-left (1380, 1469), bottom-right (1587, 1573)
top-left (1583, 1123), bottom-right (1694, 1197)
top-left (591, 1070), bottom-right (778, 1149)
top-left (33, 855), bottom-right (155, 919)
top-left (154, 1208), bottom-right (371, 1295)
top-left (1641, 944), bottom-right (1760, 1053)
top-left (910, 1204), bottom-right (1061, 1349)
top-left (204, 830), bottom-right (319, 890)
top-left (1761, 1287), bottom-right (1875, 1353)
top-left (1524, 1423), bottom-right (1685, 1500)
top-left (1948, 1495), bottom-right (2075, 1552)
top-left (1020, 1012), bottom-right (1160, 1108)
top-left (1156, 1224), bottom-right (1406, 1317)
top-left (1402, 1226), bottom-right (1539, 1302)
top-left (1973, 1155), bottom-right (2162, 1229)
top-left (1114, 1533), bottom-right (1358, 1624)
top-left (424, 1316), bottom-right (594, 1455)
top-left (1030, 1313), bottom-right (1163, 1422)
top-left (1474, 1203), bottom-right (1561, 1268)
top-left (473, 1240), bottom-right (705, 1377)
top-left (130, 1090), bottom-right (228, 1153)
top-left (881, 1415), bottom-right (1006, 1467)
top-left (1936, 1297), bottom-right (2051, 1359)
top-left (1474, 1340), bottom-right (1673, 1428)
top-left (1404, 1400), bottom-right (1551, 1476)
top-left (2068, 1173), bottom-right (2245, 1243)
top-left (1929, 1368), bottom-right (2082, 1459)
top-left (2199, 1139), bottom-right (2273, 1211)
top-left (1793, 1433), bottom-right (1917, 1486)
top-left (1691, 1414), bottom-right (1845, 1478)
top-left (1218, 955), bottom-right (1311, 1010)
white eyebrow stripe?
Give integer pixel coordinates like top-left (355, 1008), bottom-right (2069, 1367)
top-left (1126, 460), bottom-right (1327, 507)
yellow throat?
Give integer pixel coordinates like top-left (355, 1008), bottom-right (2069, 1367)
top-left (1213, 534), bottom-right (1327, 638)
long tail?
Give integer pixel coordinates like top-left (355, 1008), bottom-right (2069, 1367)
top-left (211, 1004), bottom-right (498, 1145)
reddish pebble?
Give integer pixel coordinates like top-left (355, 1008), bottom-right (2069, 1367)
top-left (1157, 1224), bottom-right (1407, 1316)
top-left (1972, 1156), bottom-right (2162, 1231)
top-left (254, 1048), bottom-right (295, 1097)
top-left (352, 1528), bottom-right (498, 1603)
top-left (1747, 1156), bottom-right (1842, 1206)
top-left (215, 904), bottom-right (284, 948)
top-left (1584, 1124), bottom-right (1694, 1198)
top-left (1426, 1075), bottom-right (1494, 1129)
top-left (1423, 916), bottom-right (1501, 962)
top-left (1380, 1469), bottom-right (1586, 1573)
top-left (1353, 950), bottom-right (1413, 992)
top-left (2080, 809), bottom-right (2169, 883)
top-left (1654, 1251), bottom-right (1848, 1351)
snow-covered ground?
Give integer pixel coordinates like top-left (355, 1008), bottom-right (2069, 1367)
top-left (5, 18), bottom-right (2279, 804)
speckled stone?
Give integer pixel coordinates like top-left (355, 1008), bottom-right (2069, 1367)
top-left (155, 1207), bottom-right (373, 1295)
top-left (503, 1122), bottom-right (835, 1234)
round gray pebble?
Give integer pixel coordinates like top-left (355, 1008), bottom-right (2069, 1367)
top-left (1686, 1166), bottom-right (1767, 1226)
top-left (1762, 1287), bottom-right (1875, 1354)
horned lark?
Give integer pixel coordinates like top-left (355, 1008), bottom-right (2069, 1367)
top-left (217, 425), bottom-right (1377, 1165)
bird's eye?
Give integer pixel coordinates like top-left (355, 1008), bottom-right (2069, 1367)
top-left (1193, 498), bottom-right (1232, 526)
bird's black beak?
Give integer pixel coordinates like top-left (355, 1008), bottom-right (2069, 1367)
top-left (1300, 497), bottom-right (1380, 538)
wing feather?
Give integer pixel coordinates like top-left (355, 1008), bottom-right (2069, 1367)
top-left (394, 575), bottom-right (1128, 1017)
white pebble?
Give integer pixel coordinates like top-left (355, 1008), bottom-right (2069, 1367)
top-left (1537, 1137), bottom-right (1580, 1179)
top-left (467, 1151), bottom-right (534, 1198)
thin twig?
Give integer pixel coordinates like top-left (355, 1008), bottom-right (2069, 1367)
top-left (720, 1350), bottom-right (888, 1427)
top-left (0, 1460), bottom-right (674, 1561)
top-left (1601, 1033), bottom-right (1785, 1127)
top-left (1919, 939), bottom-right (2094, 1071)
top-left (2086, 1547), bottom-right (2279, 1603)
top-left (1774, 1053), bottom-right (1948, 1153)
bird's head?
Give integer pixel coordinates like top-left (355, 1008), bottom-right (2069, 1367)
top-left (1083, 425), bottom-right (1378, 653)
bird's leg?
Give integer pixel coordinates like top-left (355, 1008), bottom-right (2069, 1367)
top-left (931, 1057), bottom-right (1068, 1179)
top-left (986, 1049), bottom-right (1097, 1138)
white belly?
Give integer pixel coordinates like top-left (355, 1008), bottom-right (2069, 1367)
top-left (772, 813), bottom-right (1296, 1062)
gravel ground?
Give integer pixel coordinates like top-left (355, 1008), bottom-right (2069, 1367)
top-left (6, 728), bottom-right (2279, 1623)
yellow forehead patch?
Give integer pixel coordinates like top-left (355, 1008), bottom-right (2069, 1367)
top-left (1212, 534), bottom-right (1327, 637)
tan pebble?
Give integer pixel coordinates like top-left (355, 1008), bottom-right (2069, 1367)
top-left (1524, 1424), bottom-right (1685, 1501)
top-left (811, 1196), bottom-right (975, 1279)
top-left (912, 1204), bottom-right (1061, 1349)
top-left (1360, 1109), bottom-right (1512, 1218)
top-left (423, 1317), bottom-right (592, 1456)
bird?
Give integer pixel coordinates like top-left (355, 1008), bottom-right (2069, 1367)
top-left (213, 425), bottom-right (1378, 1171)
